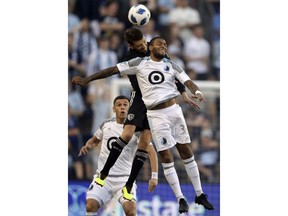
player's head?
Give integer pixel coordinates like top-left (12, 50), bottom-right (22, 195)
top-left (113, 95), bottom-right (130, 122)
top-left (149, 37), bottom-right (168, 60)
top-left (124, 27), bottom-right (147, 53)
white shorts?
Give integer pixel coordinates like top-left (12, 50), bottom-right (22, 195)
top-left (86, 175), bottom-right (137, 207)
top-left (147, 104), bottom-right (191, 152)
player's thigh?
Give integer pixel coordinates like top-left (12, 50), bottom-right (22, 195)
top-left (138, 129), bottom-right (152, 150)
top-left (147, 110), bottom-right (175, 151)
top-left (172, 105), bottom-right (191, 144)
top-left (86, 180), bottom-right (112, 208)
top-left (122, 200), bottom-right (137, 216)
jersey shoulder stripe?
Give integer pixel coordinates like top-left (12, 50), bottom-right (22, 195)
top-left (99, 117), bottom-right (116, 129)
top-left (128, 57), bottom-right (144, 67)
top-left (163, 57), bottom-right (184, 73)
top-left (170, 60), bottom-right (185, 73)
top-left (163, 57), bottom-right (171, 63)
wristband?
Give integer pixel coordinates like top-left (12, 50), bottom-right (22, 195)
top-left (151, 172), bottom-right (158, 180)
top-left (195, 90), bottom-right (202, 95)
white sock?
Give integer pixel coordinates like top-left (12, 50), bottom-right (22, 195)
top-left (86, 212), bottom-right (97, 216)
top-left (183, 156), bottom-right (203, 196)
top-left (162, 162), bottom-right (184, 202)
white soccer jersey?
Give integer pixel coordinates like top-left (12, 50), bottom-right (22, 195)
top-left (94, 117), bottom-right (139, 178)
top-left (86, 117), bottom-right (140, 206)
top-left (117, 57), bottom-right (191, 109)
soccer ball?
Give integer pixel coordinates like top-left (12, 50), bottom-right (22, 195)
top-left (128, 4), bottom-right (151, 26)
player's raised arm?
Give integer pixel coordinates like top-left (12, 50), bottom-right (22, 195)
top-left (72, 66), bottom-right (120, 86)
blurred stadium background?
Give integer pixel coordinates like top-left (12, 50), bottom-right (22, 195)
top-left (68, 0), bottom-right (220, 215)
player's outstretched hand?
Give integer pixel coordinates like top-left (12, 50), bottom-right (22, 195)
top-left (78, 145), bottom-right (91, 157)
top-left (148, 178), bottom-right (158, 192)
top-left (192, 91), bottom-right (207, 103)
top-left (182, 92), bottom-right (200, 109)
top-left (72, 76), bottom-right (87, 87)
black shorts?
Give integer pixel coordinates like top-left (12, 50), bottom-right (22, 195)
top-left (124, 91), bottom-right (150, 132)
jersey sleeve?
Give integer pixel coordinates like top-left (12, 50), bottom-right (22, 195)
top-left (116, 57), bottom-right (142, 75)
top-left (94, 122), bottom-right (104, 140)
top-left (171, 61), bottom-right (190, 85)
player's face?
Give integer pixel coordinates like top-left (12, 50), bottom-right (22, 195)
top-left (113, 99), bottom-right (130, 120)
top-left (131, 37), bottom-right (147, 53)
top-left (150, 38), bottom-right (167, 59)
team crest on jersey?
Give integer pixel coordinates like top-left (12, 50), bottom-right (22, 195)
top-left (127, 114), bottom-right (135, 121)
top-left (161, 137), bottom-right (167, 145)
top-left (164, 65), bottom-right (170, 71)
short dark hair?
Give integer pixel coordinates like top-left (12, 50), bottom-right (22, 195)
top-left (113, 95), bottom-right (130, 105)
top-left (149, 36), bottom-right (165, 45)
top-left (124, 27), bottom-right (144, 45)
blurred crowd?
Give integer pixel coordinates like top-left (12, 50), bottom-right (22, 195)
top-left (68, 0), bottom-right (220, 184)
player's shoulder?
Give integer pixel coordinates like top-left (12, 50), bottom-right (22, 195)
top-left (163, 57), bottom-right (172, 63)
top-left (99, 117), bottom-right (116, 129)
top-left (163, 58), bottom-right (184, 72)
top-left (128, 56), bottom-right (147, 67)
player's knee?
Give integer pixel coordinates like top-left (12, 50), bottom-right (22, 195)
top-left (86, 201), bottom-right (98, 212)
top-left (159, 151), bottom-right (173, 163)
top-left (176, 144), bottom-right (193, 159)
top-left (121, 133), bottom-right (133, 143)
top-left (123, 200), bottom-right (136, 215)
top-left (124, 209), bottom-right (136, 216)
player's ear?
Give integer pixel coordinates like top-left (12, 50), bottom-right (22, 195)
top-left (112, 106), bottom-right (116, 113)
top-left (149, 44), bottom-right (153, 52)
top-left (128, 43), bottom-right (133, 50)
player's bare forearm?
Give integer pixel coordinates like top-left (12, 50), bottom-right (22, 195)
top-left (87, 66), bottom-right (120, 82)
top-left (147, 145), bottom-right (158, 173)
top-left (148, 144), bottom-right (158, 192)
top-left (184, 80), bottom-right (199, 94)
top-left (72, 66), bottom-right (119, 86)
top-left (184, 80), bottom-right (207, 103)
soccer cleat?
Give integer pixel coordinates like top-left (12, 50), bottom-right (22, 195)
top-left (94, 177), bottom-right (105, 187)
top-left (195, 193), bottom-right (215, 210)
top-left (122, 186), bottom-right (133, 200)
top-left (178, 198), bottom-right (189, 213)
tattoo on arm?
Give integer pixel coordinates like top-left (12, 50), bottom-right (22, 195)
top-left (87, 66), bottom-right (120, 82)
top-left (184, 80), bottom-right (199, 94)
